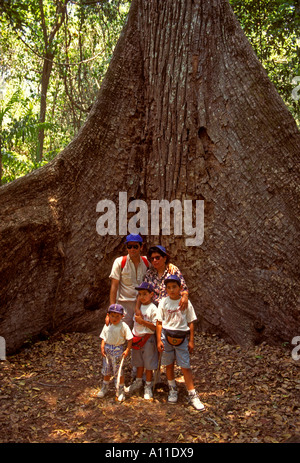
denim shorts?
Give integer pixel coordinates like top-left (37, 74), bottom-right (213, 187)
top-left (101, 344), bottom-right (124, 376)
top-left (161, 330), bottom-right (190, 369)
top-left (131, 334), bottom-right (158, 370)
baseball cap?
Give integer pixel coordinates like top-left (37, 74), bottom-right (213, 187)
top-left (108, 304), bottom-right (124, 314)
top-left (125, 234), bottom-right (143, 243)
top-left (135, 281), bottom-right (154, 293)
top-left (149, 245), bottom-right (168, 255)
top-left (164, 275), bottom-right (181, 286)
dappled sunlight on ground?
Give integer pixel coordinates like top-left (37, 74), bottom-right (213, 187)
top-left (0, 332), bottom-right (299, 443)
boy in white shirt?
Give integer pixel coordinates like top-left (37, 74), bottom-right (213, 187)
top-left (98, 304), bottom-right (133, 402)
top-left (156, 275), bottom-right (205, 411)
top-left (125, 282), bottom-right (158, 400)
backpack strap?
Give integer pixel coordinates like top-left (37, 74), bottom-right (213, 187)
top-left (121, 255), bottom-right (127, 269)
top-left (142, 256), bottom-right (149, 267)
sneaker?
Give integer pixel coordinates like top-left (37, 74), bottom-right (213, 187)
top-left (168, 386), bottom-right (178, 404)
top-left (97, 383), bottom-right (109, 398)
top-left (144, 384), bottom-right (153, 400)
top-left (124, 379), bottom-right (143, 394)
top-left (188, 392), bottom-right (205, 411)
top-left (117, 389), bottom-right (126, 402)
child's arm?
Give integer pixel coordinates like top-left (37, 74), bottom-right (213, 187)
top-left (122, 339), bottom-right (132, 358)
top-left (156, 321), bottom-right (164, 352)
top-left (188, 321), bottom-right (194, 354)
top-left (135, 298), bottom-right (142, 317)
top-left (134, 314), bottom-right (155, 331)
top-left (101, 339), bottom-right (106, 357)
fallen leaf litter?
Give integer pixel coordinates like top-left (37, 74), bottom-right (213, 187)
top-left (0, 331), bottom-right (299, 443)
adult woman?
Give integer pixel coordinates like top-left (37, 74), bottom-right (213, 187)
top-left (143, 245), bottom-right (189, 309)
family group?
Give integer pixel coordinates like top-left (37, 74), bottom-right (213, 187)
top-left (98, 234), bottom-right (205, 411)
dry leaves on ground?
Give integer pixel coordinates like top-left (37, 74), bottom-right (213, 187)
top-left (0, 331), bottom-right (299, 444)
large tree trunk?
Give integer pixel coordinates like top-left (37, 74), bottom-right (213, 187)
top-left (0, 0), bottom-right (299, 354)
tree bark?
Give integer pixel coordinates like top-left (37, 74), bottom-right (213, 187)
top-left (0, 0), bottom-right (299, 354)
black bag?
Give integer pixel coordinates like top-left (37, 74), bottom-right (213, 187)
top-left (164, 329), bottom-right (187, 346)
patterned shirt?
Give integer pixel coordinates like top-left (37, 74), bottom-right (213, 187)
top-left (143, 264), bottom-right (188, 306)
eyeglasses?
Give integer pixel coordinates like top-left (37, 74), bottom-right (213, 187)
top-left (150, 255), bottom-right (162, 261)
top-left (127, 244), bottom-right (140, 249)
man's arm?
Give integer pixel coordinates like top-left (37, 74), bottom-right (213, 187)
top-left (110, 278), bottom-right (119, 304)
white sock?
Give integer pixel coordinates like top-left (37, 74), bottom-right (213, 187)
top-left (168, 379), bottom-right (176, 388)
top-left (146, 381), bottom-right (152, 386)
top-left (188, 389), bottom-right (196, 395)
top-left (135, 377), bottom-right (143, 383)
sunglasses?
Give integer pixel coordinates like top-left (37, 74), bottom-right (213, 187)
top-left (127, 244), bottom-right (140, 249)
top-left (150, 255), bottom-right (162, 261)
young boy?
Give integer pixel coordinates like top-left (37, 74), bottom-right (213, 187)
top-left (156, 275), bottom-right (205, 411)
top-left (98, 304), bottom-right (133, 402)
top-left (125, 281), bottom-right (158, 400)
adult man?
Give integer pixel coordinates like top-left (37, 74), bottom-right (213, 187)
top-left (109, 234), bottom-right (149, 328)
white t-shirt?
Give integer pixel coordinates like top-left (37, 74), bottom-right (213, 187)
top-left (109, 255), bottom-right (149, 302)
top-left (157, 296), bottom-right (197, 332)
top-left (100, 321), bottom-right (133, 346)
top-left (132, 302), bottom-right (158, 336)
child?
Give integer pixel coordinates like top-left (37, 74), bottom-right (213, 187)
top-left (156, 275), bottom-right (205, 411)
top-left (125, 281), bottom-right (158, 400)
top-left (98, 304), bottom-right (133, 402)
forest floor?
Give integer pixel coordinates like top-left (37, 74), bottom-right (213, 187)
top-left (1, 330), bottom-right (299, 446)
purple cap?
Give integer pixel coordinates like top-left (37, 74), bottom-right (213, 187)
top-left (135, 281), bottom-right (154, 293)
top-left (164, 275), bottom-right (181, 286)
top-left (108, 304), bottom-right (124, 314)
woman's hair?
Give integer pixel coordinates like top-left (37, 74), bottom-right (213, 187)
top-left (148, 246), bottom-right (170, 265)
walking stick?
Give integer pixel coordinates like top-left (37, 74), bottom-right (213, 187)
top-left (116, 356), bottom-right (125, 398)
top-left (153, 351), bottom-right (162, 393)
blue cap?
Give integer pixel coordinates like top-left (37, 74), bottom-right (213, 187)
top-left (135, 281), bottom-right (154, 292)
top-left (108, 304), bottom-right (124, 314)
top-left (149, 245), bottom-right (168, 255)
top-left (125, 234), bottom-right (143, 243)
top-left (164, 275), bottom-right (181, 286)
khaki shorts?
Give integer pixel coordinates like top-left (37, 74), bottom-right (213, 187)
top-left (118, 300), bottom-right (136, 329)
top-left (131, 334), bottom-right (159, 370)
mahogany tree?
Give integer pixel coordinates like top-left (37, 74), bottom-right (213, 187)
top-left (0, 0), bottom-right (299, 354)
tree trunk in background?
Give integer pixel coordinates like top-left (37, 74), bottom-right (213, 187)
top-left (0, 0), bottom-right (299, 354)
top-left (37, 50), bottom-right (54, 161)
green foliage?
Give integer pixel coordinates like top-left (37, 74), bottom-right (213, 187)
top-left (0, 0), bottom-right (130, 184)
top-left (229, 0), bottom-right (300, 125)
top-left (0, 89), bottom-right (54, 184)
top-left (0, 0), bottom-right (298, 185)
